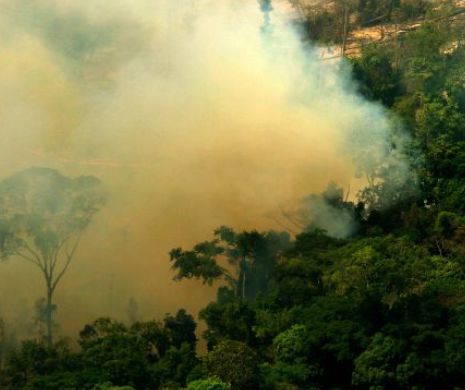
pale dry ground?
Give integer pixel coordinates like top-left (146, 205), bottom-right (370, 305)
top-left (266, 1), bottom-right (415, 58)
top-left (273, 0), bottom-right (465, 58)
top-left (345, 4), bottom-right (465, 57)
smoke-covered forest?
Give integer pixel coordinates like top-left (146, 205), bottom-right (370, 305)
top-left (1, 0), bottom-right (465, 389)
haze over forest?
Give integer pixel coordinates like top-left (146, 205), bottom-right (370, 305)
top-left (0, 0), bottom-right (404, 336)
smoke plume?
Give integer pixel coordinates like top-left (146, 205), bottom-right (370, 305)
top-left (0, 0), bottom-right (410, 338)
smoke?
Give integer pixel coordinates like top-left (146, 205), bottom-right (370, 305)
top-left (296, 183), bottom-right (358, 239)
top-left (0, 0), bottom-right (410, 338)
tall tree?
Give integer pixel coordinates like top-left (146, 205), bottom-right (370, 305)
top-left (0, 167), bottom-right (105, 346)
top-left (169, 227), bottom-right (290, 300)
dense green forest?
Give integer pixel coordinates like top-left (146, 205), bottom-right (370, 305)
top-left (2, 0), bottom-right (465, 389)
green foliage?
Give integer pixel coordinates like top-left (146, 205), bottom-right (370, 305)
top-left (266, 325), bottom-right (318, 387)
top-left (163, 309), bottom-right (197, 349)
top-left (199, 300), bottom-right (257, 348)
top-left (153, 343), bottom-right (199, 388)
top-left (204, 340), bottom-right (259, 389)
top-left (170, 227), bottom-right (290, 300)
top-left (92, 384), bottom-right (135, 390)
top-left (76, 312), bottom-right (198, 389)
top-left (352, 333), bottom-right (401, 387)
top-left (273, 325), bottom-right (309, 363)
top-left (78, 319), bottom-right (153, 388)
top-left (352, 45), bottom-right (403, 107)
top-left (1, 339), bottom-right (77, 390)
top-left (186, 377), bottom-right (230, 390)
top-left (169, 244), bottom-right (226, 286)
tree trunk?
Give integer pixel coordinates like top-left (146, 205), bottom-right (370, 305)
top-left (240, 255), bottom-right (247, 300)
top-left (341, 0), bottom-right (349, 56)
top-left (388, 0), bottom-right (394, 20)
top-left (45, 284), bottom-right (53, 347)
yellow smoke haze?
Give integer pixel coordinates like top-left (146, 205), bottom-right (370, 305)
top-left (0, 0), bottom-right (403, 337)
